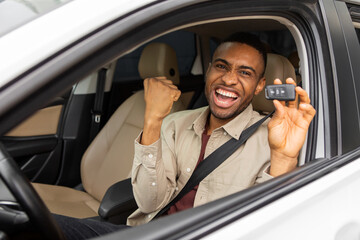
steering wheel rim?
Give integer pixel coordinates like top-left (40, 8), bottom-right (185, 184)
top-left (0, 143), bottom-right (65, 240)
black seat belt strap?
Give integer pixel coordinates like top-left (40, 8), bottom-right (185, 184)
top-left (89, 68), bottom-right (107, 143)
top-left (154, 110), bottom-right (274, 218)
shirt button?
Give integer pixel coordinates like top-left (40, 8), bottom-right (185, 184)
top-left (175, 187), bottom-right (179, 191)
top-left (148, 153), bottom-right (153, 159)
top-left (152, 182), bottom-right (156, 186)
top-left (186, 168), bottom-right (191, 173)
top-left (148, 214), bottom-right (152, 219)
top-left (223, 132), bottom-right (227, 136)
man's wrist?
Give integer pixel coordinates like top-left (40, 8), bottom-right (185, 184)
top-left (269, 150), bottom-right (298, 177)
top-left (144, 118), bottom-right (162, 129)
top-left (141, 117), bottom-right (163, 146)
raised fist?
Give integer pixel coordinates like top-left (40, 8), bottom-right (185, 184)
top-left (143, 76), bottom-right (181, 122)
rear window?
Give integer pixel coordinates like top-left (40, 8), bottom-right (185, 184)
top-left (113, 30), bottom-right (197, 82)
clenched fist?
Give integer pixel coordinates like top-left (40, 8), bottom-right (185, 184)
top-left (143, 76), bottom-right (181, 121)
top-left (141, 77), bottom-right (181, 145)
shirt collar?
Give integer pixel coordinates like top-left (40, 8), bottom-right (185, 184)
top-left (189, 107), bottom-right (210, 137)
top-left (189, 104), bottom-right (255, 140)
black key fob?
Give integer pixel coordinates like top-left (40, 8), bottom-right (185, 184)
top-left (265, 84), bottom-right (296, 101)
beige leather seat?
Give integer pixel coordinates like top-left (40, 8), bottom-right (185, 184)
top-left (252, 53), bottom-right (296, 113)
top-left (33, 42), bottom-right (187, 218)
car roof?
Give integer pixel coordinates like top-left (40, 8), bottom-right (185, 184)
top-left (0, 0), bottom-right (155, 89)
top-left (0, 0), bottom-right (72, 37)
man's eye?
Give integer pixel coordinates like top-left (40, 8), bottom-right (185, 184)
top-left (216, 64), bottom-right (226, 70)
top-left (239, 70), bottom-right (251, 76)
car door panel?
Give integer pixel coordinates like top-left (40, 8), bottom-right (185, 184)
top-left (0, 98), bottom-right (66, 184)
top-left (4, 105), bottom-right (63, 137)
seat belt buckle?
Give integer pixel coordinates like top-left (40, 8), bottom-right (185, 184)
top-left (95, 114), bottom-right (101, 123)
top-left (91, 110), bottom-right (102, 124)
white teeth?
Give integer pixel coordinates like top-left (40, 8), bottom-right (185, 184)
top-left (216, 89), bottom-right (237, 98)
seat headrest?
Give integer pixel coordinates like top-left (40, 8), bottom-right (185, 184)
top-left (252, 53), bottom-right (296, 113)
top-left (138, 42), bottom-right (180, 85)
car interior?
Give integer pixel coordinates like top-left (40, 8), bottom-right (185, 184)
top-left (0, 15), bottom-right (312, 235)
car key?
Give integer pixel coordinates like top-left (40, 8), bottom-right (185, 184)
top-left (265, 84), bottom-right (296, 101)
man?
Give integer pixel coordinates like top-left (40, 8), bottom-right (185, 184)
top-left (127, 32), bottom-right (316, 226)
top-left (55, 33), bottom-right (315, 239)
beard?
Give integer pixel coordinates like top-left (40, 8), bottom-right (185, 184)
top-left (205, 89), bottom-right (253, 120)
top-left (208, 99), bottom-right (251, 120)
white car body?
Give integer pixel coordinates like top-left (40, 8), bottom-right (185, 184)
top-left (205, 158), bottom-right (360, 240)
top-left (0, 0), bottom-right (154, 87)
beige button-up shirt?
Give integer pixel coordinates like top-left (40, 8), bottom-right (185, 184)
top-left (127, 104), bottom-right (272, 226)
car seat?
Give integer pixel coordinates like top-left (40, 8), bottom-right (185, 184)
top-left (252, 53), bottom-right (296, 113)
top-left (32, 42), bottom-right (187, 218)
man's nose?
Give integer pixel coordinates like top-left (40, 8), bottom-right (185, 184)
top-left (222, 70), bottom-right (238, 85)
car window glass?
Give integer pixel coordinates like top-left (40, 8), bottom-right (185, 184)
top-left (113, 30), bottom-right (196, 83)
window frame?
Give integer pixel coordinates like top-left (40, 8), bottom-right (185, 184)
top-left (320, 0), bottom-right (360, 154)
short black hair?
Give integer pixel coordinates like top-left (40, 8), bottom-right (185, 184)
top-left (222, 32), bottom-right (267, 77)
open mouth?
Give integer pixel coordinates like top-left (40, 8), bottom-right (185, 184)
top-left (213, 88), bottom-right (239, 108)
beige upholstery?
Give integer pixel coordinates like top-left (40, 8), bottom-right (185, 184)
top-left (252, 53), bottom-right (296, 113)
top-left (138, 42), bottom-right (180, 85)
top-left (33, 43), bottom-right (187, 218)
top-left (138, 42), bottom-right (194, 108)
top-left (33, 183), bottom-right (100, 218)
top-left (5, 105), bottom-right (63, 136)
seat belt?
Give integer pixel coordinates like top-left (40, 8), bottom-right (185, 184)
top-left (89, 68), bottom-right (107, 143)
top-left (154, 110), bottom-right (274, 218)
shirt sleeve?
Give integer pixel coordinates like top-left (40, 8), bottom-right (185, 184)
top-left (131, 129), bottom-right (177, 213)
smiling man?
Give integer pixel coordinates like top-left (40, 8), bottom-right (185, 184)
top-left (53, 33), bottom-right (316, 239)
top-left (128, 33), bottom-right (316, 226)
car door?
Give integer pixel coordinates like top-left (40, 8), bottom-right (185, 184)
top-left (0, 65), bottom-right (115, 187)
top-left (0, 94), bottom-right (69, 184)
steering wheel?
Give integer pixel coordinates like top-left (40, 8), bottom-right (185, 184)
top-left (0, 143), bottom-right (65, 239)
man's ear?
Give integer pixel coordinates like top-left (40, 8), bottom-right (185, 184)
top-left (254, 77), bottom-right (266, 95)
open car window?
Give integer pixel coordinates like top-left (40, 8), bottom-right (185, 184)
top-left (4, 0), bottom-right (360, 239)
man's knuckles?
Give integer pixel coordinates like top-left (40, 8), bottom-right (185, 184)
top-left (144, 77), bottom-right (181, 102)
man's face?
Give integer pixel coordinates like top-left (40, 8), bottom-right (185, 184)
top-left (205, 42), bottom-right (266, 120)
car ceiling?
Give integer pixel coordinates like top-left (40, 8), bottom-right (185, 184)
top-left (185, 19), bottom-right (287, 40)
